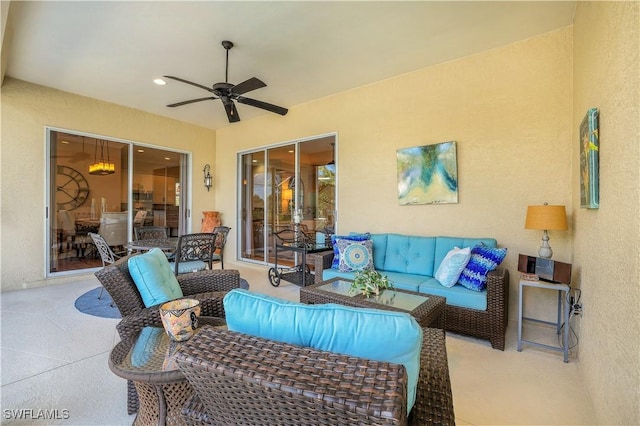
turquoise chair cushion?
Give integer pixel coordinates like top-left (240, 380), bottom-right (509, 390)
top-left (223, 289), bottom-right (423, 412)
top-left (169, 260), bottom-right (208, 275)
top-left (128, 248), bottom-right (184, 307)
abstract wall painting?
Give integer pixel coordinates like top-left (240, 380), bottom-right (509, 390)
top-left (396, 141), bottom-right (458, 205)
top-left (579, 108), bottom-right (599, 209)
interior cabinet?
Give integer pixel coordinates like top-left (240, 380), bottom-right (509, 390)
top-left (153, 176), bottom-right (176, 203)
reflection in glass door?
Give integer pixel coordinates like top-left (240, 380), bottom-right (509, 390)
top-left (239, 135), bottom-right (336, 266)
top-left (47, 129), bottom-right (187, 276)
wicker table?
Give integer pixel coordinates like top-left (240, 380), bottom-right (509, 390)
top-left (300, 278), bottom-right (446, 328)
top-left (109, 317), bottom-right (225, 426)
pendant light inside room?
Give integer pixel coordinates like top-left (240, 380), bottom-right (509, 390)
top-left (89, 139), bottom-right (115, 175)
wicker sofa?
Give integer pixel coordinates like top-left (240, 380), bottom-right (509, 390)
top-left (314, 234), bottom-right (510, 350)
top-left (95, 254), bottom-right (241, 414)
top-left (176, 325), bottom-right (454, 426)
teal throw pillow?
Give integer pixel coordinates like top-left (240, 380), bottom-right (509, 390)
top-left (435, 246), bottom-right (471, 288)
top-left (330, 232), bottom-right (370, 269)
top-left (458, 245), bottom-right (507, 291)
top-left (336, 238), bottom-right (374, 272)
top-left (223, 289), bottom-right (423, 413)
top-left (128, 248), bottom-right (184, 307)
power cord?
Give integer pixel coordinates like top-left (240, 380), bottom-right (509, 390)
top-left (559, 286), bottom-right (581, 350)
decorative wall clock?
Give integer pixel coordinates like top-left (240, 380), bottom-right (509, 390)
top-left (56, 165), bottom-right (90, 210)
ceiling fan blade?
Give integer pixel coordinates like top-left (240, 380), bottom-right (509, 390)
top-left (167, 97), bottom-right (218, 108)
top-left (231, 77), bottom-right (266, 96)
top-left (236, 96), bottom-right (288, 116)
top-left (163, 75), bottom-right (214, 93)
top-left (222, 99), bottom-right (241, 123)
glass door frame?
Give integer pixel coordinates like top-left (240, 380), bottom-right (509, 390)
top-left (44, 126), bottom-right (193, 278)
top-left (236, 132), bottom-right (338, 266)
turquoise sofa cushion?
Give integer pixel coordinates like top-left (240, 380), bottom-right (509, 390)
top-left (322, 269), bottom-right (488, 311)
top-left (383, 234), bottom-right (436, 276)
top-left (434, 237), bottom-right (497, 271)
top-left (128, 248), bottom-right (184, 307)
top-left (370, 233), bottom-right (388, 270)
top-left (379, 271), bottom-right (428, 293)
top-left (322, 268), bottom-right (356, 282)
top-left (418, 277), bottom-right (488, 310)
top-left (223, 289), bottom-right (423, 412)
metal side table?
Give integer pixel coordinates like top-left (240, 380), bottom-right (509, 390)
top-left (517, 279), bottom-right (571, 362)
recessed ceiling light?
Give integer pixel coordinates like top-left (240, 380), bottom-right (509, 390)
top-left (288, 150), bottom-right (294, 153)
top-left (252, 159), bottom-right (257, 163)
top-left (137, 149), bottom-right (145, 153)
top-left (164, 157), bottom-right (171, 160)
top-left (153, 78), bottom-right (167, 85)
top-left (61, 140), bottom-right (69, 144)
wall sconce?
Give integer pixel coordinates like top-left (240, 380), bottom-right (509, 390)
top-left (524, 203), bottom-right (568, 258)
top-left (203, 164), bottom-right (212, 191)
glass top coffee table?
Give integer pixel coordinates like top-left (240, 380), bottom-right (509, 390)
top-left (300, 278), bottom-right (445, 328)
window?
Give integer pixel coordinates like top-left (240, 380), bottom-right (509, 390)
top-left (47, 129), bottom-right (189, 276)
top-left (239, 135), bottom-right (336, 265)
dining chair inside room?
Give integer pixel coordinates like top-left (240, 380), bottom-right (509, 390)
top-left (133, 210), bottom-right (147, 228)
top-left (134, 226), bottom-right (168, 240)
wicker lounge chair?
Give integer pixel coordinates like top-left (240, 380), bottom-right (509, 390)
top-left (95, 254), bottom-right (241, 414)
top-left (175, 326), bottom-right (455, 426)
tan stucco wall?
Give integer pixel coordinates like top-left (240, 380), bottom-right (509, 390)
top-left (0, 78), bottom-right (216, 290)
top-left (572, 2), bottom-right (640, 424)
top-left (217, 28), bottom-right (574, 323)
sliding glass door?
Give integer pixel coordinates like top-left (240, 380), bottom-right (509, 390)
top-left (239, 134), bottom-right (336, 265)
top-left (47, 129), bottom-right (188, 276)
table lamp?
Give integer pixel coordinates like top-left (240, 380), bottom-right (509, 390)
top-left (524, 203), bottom-right (567, 259)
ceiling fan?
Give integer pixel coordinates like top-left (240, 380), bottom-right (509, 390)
top-left (164, 40), bottom-right (288, 123)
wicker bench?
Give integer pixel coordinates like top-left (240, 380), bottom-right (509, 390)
top-left (175, 326), bottom-right (454, 426)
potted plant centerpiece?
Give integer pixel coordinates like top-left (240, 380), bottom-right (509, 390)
top-left (349, 269), bottom-right (393, 297)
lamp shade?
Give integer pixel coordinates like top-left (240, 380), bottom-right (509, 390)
top-left (525, 205), bottom-right (568, 231)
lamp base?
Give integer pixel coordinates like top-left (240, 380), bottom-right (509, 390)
top-left (538, 230), bottom-right (553, 259)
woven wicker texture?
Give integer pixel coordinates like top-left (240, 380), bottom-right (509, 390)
top-left (313, 250), bottom-right (510, 350)
top-left (110, 319), bottom-right (226, 425)
top-left (176, 326), bottom-right (455, 426)
top-left (96, 254), bottom-right (241, 414)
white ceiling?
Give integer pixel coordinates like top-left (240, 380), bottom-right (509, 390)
top-left (4, 1), bottom-right (575, 131)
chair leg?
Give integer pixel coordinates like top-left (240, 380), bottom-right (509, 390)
top-left (98, 287), bottom-right (115, 308)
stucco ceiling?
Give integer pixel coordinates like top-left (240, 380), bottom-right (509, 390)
top-left (3, 1), bottom-right (575, 131)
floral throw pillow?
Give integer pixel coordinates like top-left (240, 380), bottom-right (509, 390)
top-left (458, 245), bottom-right (507, 291)
top-left (336, 238), bottom-right (374, 272)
